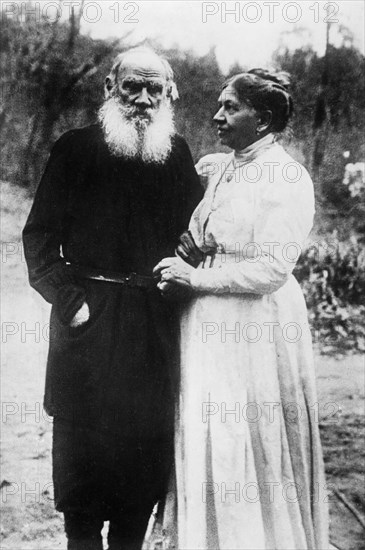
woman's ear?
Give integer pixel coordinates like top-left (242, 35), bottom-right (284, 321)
top-left (104, 76), bottom-right (113, 99)
top-left (256, 110), bottom-right (272, 134)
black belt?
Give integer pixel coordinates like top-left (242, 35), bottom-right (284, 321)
top-left (69, 265), bottom-right (157, 289)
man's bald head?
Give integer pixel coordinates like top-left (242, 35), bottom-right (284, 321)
top-left (105, 47), bottom-right (178, 101)
top-left (116, 48), bottom-right (171, 80)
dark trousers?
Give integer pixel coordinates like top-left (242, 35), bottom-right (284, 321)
top-left (53, 410), bottom-right (173, 550)
top-left (64, 508), bottom-right (152, 550)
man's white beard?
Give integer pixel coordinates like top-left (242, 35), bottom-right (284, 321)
top-left (98, 97), bottom-right (175, 164)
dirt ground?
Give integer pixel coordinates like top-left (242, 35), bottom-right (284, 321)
top-left (1, 182), bottom-right (364, 549)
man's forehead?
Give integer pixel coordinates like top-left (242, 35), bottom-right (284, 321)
top-left (118, 52), bottom-right (167, 81)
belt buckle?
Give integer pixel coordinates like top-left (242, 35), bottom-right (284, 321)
top-left (125, 272), bottom-right (137, 286)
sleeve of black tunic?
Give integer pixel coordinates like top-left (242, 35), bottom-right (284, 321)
top-left (22, 130), bottom-right (203, 323)
top-left (22, 130), bottom-right (87, 324)
top-left (172, 135), bottom-right (204, 233)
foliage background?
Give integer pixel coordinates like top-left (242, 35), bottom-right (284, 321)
top-left (0, 4), bottom-right (364, 351)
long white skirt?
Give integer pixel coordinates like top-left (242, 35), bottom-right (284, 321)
top-left (149, 273), bottom-right (329, 550)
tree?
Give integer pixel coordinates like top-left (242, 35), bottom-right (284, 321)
top-left (164, 46), bottom-right (225, 161)
top-left (0, 1), bottom-right (126, 188)
top-left (273, 42), bottom-right (365, 237)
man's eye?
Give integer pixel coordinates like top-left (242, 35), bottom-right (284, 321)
top-left (147, 83), bottom-right (163, 96)
top-left (122, 81), bottom-right (142, 94)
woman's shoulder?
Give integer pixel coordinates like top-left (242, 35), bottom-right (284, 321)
top-left (258, 144), bottom-right (314, 214)
top-left (260, 143), bottom-right (313, 185)
top-left (265, 141), bottom-right (307, 164)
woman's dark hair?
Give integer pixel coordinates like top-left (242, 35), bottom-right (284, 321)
top-left (222, 69), bottom-right (293, 132)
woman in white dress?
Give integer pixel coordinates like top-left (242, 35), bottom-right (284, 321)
top-left (154, 69), bottom-right (329, 550)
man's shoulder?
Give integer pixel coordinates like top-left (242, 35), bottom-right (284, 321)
top-left (171, 133), bottom-right (194, 159)
top-left (55, 123), bottom-right (101, 144)
top-left (52, 124), bottom-right (103, 157)
top-left (172, 133), bottom-right (187, 147)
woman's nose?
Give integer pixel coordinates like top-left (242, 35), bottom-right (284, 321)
top-left (213, 107), bottom-right (225, 122)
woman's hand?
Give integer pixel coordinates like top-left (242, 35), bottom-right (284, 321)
top-left (153, 256), bottom-right (195, 289)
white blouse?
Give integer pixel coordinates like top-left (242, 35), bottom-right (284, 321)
top-left (190, 138), bottom-right (315, 295)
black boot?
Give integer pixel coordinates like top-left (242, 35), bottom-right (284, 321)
top-left (107, 535), bottom-right (145, 550)
top-left (67, 537), bottom-right (103, 550)
top-left (107, 513), bottom-right (150, 550)
top-left (64, 511), bottom-right (104, 550)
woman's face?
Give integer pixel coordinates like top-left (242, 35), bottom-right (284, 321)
top-left (213, 84), bottom-right (259, 151)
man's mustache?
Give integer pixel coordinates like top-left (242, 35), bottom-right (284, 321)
top-left (114, 100), bottom-right (153, 121)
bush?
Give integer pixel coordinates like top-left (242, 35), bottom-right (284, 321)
top-left (295, 236), bottom-right (365, 353)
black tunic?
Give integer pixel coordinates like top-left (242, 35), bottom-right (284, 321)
top-left (22, 124), bottom-right (202, 514)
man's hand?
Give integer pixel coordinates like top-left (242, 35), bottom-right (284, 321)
top-left (70, 301), bottom-right (90, 328)
top-left (157, 280), bottom-right (193, 301)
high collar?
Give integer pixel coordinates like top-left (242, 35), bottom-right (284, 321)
top-left (233, 133), bottom-right (275, 165)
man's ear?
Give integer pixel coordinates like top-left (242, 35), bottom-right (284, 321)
top-left (257, 110), bottom-right (272, 133)
top-left (167, 81), bottom-right (179, 101)
top-left (104, 76), bottom-right (113, 99)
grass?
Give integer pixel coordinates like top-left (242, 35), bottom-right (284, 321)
top-left (1, 181), bottom-right (364, 549)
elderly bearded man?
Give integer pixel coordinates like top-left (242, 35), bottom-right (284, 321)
top-left (22, 48), bottom-right (202, 550)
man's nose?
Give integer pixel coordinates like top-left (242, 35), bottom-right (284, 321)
top-left (213, 107), bottom-right (225, 122)
top-left (135, 86), bottom-right (151, 107)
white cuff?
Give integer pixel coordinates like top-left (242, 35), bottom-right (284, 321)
top-left (190, 267), bottom-right (228, 293)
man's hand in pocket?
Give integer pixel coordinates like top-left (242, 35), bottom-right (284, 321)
top-left (70, 302), bottom-right (90, 328)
